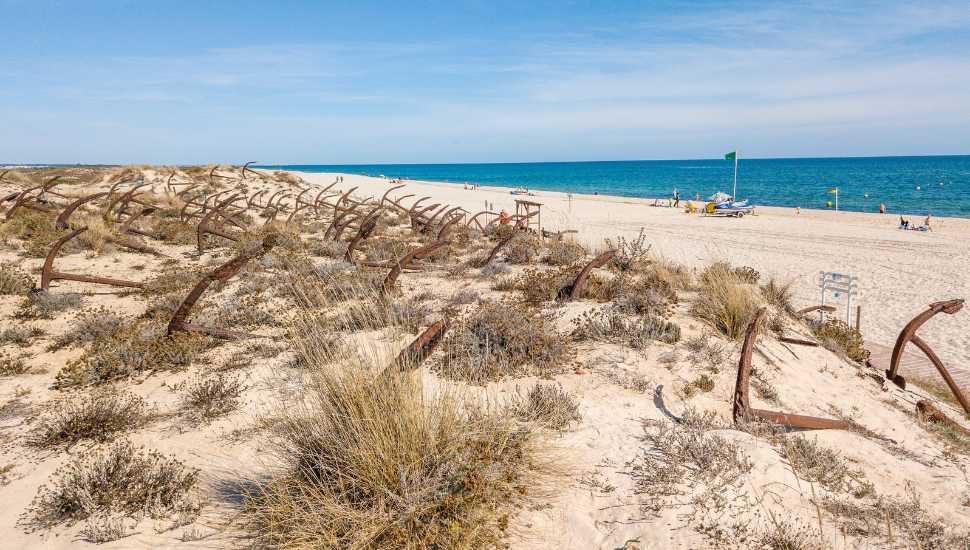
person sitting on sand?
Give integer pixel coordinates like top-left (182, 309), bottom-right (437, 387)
top-left (499, 210), bottom-right (510, 225)
top-left (879, 203), bottom-right (886, 214)
top-left (653, 199), bottom-right (661, 206)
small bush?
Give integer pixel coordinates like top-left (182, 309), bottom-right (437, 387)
top-left (151, 218), bottom-right (197, 245)
top-left (0, 351), bottom-right (29, 375)
top-left (733, 266), bottom-right (760, 284)
top-left (0, 264), bottom-right (33, 294)
top-left (308, 239), bottom-right (347, 258)
top-left (19, 290), bottom-right (85, 319)
top-left (49, 306), bottom-right (124, 350)
top-left (812, 319), bottom-right (869, 362)
top-left (572, 310), bottom-right (681, 348)
top-left (517, 383), bottom-right (581, 429)
top-left (56, 323), bottom-right (205, 387)
top-left (635, 408), bottom-right (752, 514)
top-left (781, 434), bottom-right (848, 492)
top-left (690, 262), bottom-right (762, 339)
top-left (478, 262), bottom-right (512, 279)
top-left (29, 391), bottom-right (149, 447)
top-left (605, 228), bottom-right (650, 272)
top-left (184, 374), bottom-right (244, 421)
top-left (614, 275), bottom-right (678, 318)
top-left (0, 325), bottom-right (44, 347)
top-left (544, 241), bottom-right (585, 266)
top-left (503, 233), bottom-right (540, 264)
top-left (689, 374), bottom-right (715, 394)
top-left (684, 333), bottom-right (726, 373)
top-left (438, 301), bottom-right (573, 384)
top-left (32, 441), bottom-right (197, 527)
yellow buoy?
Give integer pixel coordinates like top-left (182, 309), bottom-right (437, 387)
top-left (864, 194), bottom-right (868, 198)
top-left (826, 201), bottom-right (832, 208)
top-left (796, 206), bottom-right (801, 210)
top-left (916, 186), bottom-right (921, 190)
top-left (940, 182), bottom-right (944, 186)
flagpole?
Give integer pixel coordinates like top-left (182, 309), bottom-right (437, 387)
top-left (836, 188), bottom-right (839, 211)
top-left (733, 150), bottom-right (738, 201)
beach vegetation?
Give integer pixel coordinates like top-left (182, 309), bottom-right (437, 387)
top-left (29, 390), bottom-right (149, 448)
top-left (690, 261), bottom-right (762, 339)
top-left (438, 301), bottom-right (572, 384)
top-left (811, 319), bottom-right (869, 362)
top-left (240, 306), bottom-right (557, 550)
top-left (0, 263), bottom-right (34, 294)
top-left (544, 240), bottom-right (585, 266)
top-left (32, 441), bottom-right (198, 528)
top-left (516, 382), bottom-right (581, 429)
top-left (572, 310), bottom-right (681, 348)
top-left (184, 374), bottom-right (245, 421)
top-left (18, 290), bottom-right (85, 319)
top-left (605, 228), bottom-right (650, 272)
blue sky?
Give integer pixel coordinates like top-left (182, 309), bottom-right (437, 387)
top-left (1, 0), bottom-right (968, 164)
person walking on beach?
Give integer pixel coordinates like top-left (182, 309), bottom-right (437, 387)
top-left (673, 189), bottom-right (680, 208)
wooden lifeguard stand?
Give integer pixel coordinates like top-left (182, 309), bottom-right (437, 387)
top-left (514, 199), bottom-right (542, 233)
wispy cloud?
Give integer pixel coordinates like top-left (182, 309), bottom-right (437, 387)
top-left (0, 1), bottom-right (967, 163)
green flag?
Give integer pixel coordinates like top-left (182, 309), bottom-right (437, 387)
top-left (724, 151), bottom-right (736, 161)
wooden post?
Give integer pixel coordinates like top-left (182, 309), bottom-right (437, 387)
top-left (856, 305), bottom-right (861, 332)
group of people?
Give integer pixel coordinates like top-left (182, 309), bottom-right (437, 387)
top-left (899, 214), bottom-right (933, 231)
top-left (462, 180), bottom-right (480, 190)
top-left (498, 209), bottom-right (529, 231)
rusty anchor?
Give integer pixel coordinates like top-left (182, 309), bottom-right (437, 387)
top-left (885, 299), bottom-right (970, 417)
top-left (382, 240), bottom-right (450, 294)
top-left (344, 213), bottom-right (379, 262)
top-left (796, 305), bottom-right (836, 316)
top-left (381, 318), bottom-right (452, 378)
top-left (5, 177), bottom-right (63, 219)
top-left (916, 400), bottom-right (970, 437)
top-left (168, 234), bottom-right (277, 340)
top-left (733, 307), bottom-right (872, 432)
top-left (41, 228), bottom-right (144, 290)
top-left (242, 161), bottom-right (258, 179)
top-left (558, 249), bottom-right (616, 302)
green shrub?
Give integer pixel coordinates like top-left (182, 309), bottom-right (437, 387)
top-left (813, 319), bottom-right (869, 361)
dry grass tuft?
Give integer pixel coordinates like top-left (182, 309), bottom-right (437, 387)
top-left (761, 274), bottom-right (796, 314)
top-left (241, 302), bottom-right (558, 550)
top-left (32, 441), bottom-right (197, 528)
top-left (690, 261), bottom-right (762, 339)
top-left (516, 383), bottom-right (581, 429)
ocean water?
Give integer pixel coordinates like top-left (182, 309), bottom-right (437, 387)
top-left (257, 156), bottom-right (970, 218)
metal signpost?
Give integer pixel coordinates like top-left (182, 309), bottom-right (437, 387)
top-left (818, 271), bottom-right (861, 326)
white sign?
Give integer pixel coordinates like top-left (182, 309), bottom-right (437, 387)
top-left (818, 271), bottom-right (861, 325)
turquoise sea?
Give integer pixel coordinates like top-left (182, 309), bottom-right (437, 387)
top-left (257, 156), bottom-right (970, 218)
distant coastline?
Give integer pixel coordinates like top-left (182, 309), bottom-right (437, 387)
top-left (258, 156), bottom-right (970, 219)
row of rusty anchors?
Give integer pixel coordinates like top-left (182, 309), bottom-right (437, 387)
top-left (885, 299), bottom-right (970, 418)
top-left (3, 176), bottom-right (65, 218)
top-left (732, 307), bottom-right (881, 435)
top-left (55, 192), bottom-right (165, 256)
top-left (168, 234), bottom-right (278, 340)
